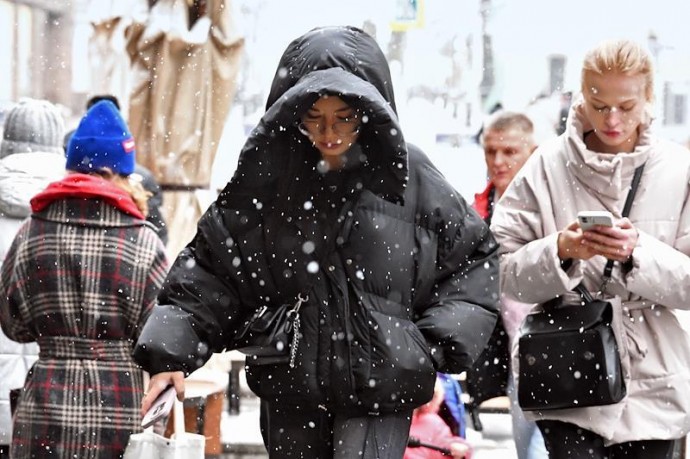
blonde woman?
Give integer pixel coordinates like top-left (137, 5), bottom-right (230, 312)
top-left (491, 39), bottom-right (690, 458)
top-left (0, 100), bottom-right (168, 458)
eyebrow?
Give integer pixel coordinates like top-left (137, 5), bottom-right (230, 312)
top-left (590, 96), bottom-right (637, 105)
top-left (307, 106), bottom-right (354, 114)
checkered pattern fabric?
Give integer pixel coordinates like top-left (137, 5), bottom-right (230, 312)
top-left (0, 197), bottom-right (168, 458)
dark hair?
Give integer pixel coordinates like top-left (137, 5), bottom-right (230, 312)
top-left (86, 95), bottom-right (120, 110)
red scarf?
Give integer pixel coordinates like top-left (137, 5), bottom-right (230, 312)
top-left (31, 173), bottom-right (145, 220)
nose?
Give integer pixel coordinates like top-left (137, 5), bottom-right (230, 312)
top-left (318, 123), bottom-right (342, 141)
top-left (321, 123), bottom-right (336, 135)
top-left (492, 151), bottom-right (507, 166)
top-left (604, 108), bottom-right (622, 127)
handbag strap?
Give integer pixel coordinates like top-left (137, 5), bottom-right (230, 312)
top-left (576, 162), bottom-right (646, 299)
top-left (599, 162), bottom-right (645, 289)
top-left (173, 396), bottom-right (185, 437)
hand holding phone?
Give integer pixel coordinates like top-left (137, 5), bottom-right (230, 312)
top-left (577, 211), bottom-right (614, 231)
top-left (141, 385), bottom-right (176, 429)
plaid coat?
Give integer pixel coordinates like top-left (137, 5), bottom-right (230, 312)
top-left (0, 189), bottom-right (168, 458)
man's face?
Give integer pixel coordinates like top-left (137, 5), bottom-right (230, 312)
top-left (482, 127), bottom-right (535, 194)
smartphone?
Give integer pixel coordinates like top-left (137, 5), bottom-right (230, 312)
top-left (141, 385), bottom-right (176, 429)
top-left (577, 210), bottom-right (615, 231)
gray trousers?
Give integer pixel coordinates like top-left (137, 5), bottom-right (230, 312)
top-left (260, 400), bottom-right (412, 458)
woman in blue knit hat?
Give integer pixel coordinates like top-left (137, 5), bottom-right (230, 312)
top-left (0, 100), bottom-right (169, 459)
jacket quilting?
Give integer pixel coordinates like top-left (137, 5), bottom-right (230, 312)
top-left (491, 101), bottom-right (690, 444)
top-left (134, 26), bottom-right (499, 415)
top-left (0, 151), bottom-right (65, 445)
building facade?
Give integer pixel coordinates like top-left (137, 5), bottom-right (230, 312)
top-left (1, 0), bottom-right (74, 110)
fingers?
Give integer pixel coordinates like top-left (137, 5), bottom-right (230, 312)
top-left (172, 372), bottom-right (186, 402)
top-left (558, 223), bottom-right (596, 260)
top-left (565, 216), bottom-right (638, 262)
top-left (583, 242), bottom-right (630, 262)
top-left (616, 217), bottom-right (634, 229)
top-left (581, 221), bottom-right (637, 261)
top-left (141, 372), bottom-right (185, 416)
top-left (141, 384), bottom-right (162, 416)
top-left (566, 220), bottom-right (581, 231)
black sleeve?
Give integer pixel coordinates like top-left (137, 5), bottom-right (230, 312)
top-left (415, 202), bottom-right (500, 373)
top-left (133, 203), bottom-right (244, 375)
top-left (408, 148), bottom-right (499, 374)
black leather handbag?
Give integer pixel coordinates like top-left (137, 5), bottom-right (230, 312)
top-left (517, 163), bottom-right (644, 412)
top-left (517, 286), bottom-right (626, 411)
top-left (234, 294), bottom-right (307, 367)
top-left (234, 202), bottom-right (352, 368)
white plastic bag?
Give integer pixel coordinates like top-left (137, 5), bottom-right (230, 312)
top-left (123, 396), bottom-right (205, 459)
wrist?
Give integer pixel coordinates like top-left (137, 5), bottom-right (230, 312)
top-left (557, 232), bottom-right (567, 260)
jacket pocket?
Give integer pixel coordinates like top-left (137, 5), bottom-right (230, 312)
top-left (349, 309), bottom-right (436, 413)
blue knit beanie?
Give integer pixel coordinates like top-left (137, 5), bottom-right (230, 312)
top-left (66, 100), bottom-right (135, 176)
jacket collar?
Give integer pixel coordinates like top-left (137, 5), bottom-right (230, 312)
top-left (564, 99), bottom-right (651, 200)
top-left (31, 173), bottom-right (145, 220)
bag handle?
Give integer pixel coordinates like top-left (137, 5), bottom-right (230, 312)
top-left (173, 397), bottom-right (185, 437)
top-left (598, 162), bottom-right (645, 293)
top-left (577, 162), bottom-right (646, 299)
top-left (573, 283), bottom-right (595, 303)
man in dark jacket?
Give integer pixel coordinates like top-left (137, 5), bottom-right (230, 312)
top-left (135, 26), bottom-right (498, 458)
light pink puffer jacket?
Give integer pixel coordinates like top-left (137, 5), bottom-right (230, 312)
top-left (491, 102), bottom-right (690, 445)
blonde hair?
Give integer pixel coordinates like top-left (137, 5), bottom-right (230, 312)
top-left (111, 173), bottom-right (151, 217)
top-left (581, 39), bottom-right (654, 101)
top-left (70, 168), bottom-right (151, 217)
top-left (482, 111), bottom-right (534, 139)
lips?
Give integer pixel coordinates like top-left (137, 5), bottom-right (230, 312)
top-left (318, 140), bottom-right (344, 150)
top-left (603, 130), bottom-right (621, 137)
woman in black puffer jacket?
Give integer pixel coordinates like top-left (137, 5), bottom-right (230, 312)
top-left (134, 26), bottom-right (498, 458)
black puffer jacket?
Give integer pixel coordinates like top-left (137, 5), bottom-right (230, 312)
top-left (134, 26), bottom-right (499, 415)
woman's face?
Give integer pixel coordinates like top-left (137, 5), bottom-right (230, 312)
top-left (299, 95), bottom-right (360, 167)
top-left (582, 70), bottom-right (648, 153)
